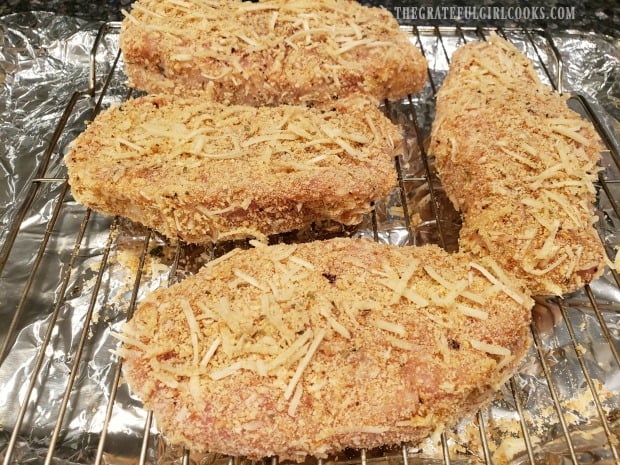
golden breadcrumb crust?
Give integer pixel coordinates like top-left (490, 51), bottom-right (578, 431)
top-left (119, 0), bottom-right (427, 105)
top-left (65, 95), bottom-right (400, 243)
top-left (430, 34), bottom-right (607, 296)
top-left (119, 238), bottom-right (532, 461)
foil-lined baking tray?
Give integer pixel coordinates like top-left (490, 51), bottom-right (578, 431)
top-left (0, 11), bottom-right (619, 465)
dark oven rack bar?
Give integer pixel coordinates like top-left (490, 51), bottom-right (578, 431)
top-left (0, 24), bottom-right (619, 465)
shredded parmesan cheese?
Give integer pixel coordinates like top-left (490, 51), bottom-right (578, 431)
top-left (468, 262), bottom-right (524, 305)
top-left (319, 305), bottom-right (351, 340)
top-left (373, 319), bottom-right (407, 337)
top-left (200, 337), bottom-right (221, 368)
top-left (288, 256), bottom-right (316, 270)
top-left (267, 330), bottom-right (313, 372)
top-left (110, 331), bottom-right (149, 352)
top-left (470, 339), bottom-right (511, 357)
top-left (456, 304), bottom-right (489, 320)
top-left (284, 328), bottom-right (326, 400)
top-left (180, 299), bottom-right (201, 365)
top-left (233, 268), bottom-right (269, 291)
top-left (205, 248), bottom-right (241, 270)
top-left (385, 334), bottom-right (415, 351)
top-left (287, 382), bottom-right (304, 417)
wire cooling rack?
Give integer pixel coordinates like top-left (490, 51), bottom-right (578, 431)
top-left (0, 23), bottom-right (619, 465)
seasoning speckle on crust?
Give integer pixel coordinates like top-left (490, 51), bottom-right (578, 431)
top-left (65, 95), bottom-right (400, 244)
top-left (118, 238), bottom-right (533, 461)
top-left (119, 0), bottom-right (427, 105)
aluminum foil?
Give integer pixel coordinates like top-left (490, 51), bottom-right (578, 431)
top-left (1, 12), bottom-right (619, 465)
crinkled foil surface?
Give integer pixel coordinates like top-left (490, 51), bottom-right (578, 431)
top-left (0, 11), bottom-right (619, 465)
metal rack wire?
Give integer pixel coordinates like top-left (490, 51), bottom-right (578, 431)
top-left (0, 23), bottom-right (619, 465)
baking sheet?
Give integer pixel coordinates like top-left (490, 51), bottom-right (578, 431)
top-left (0, 12), bottom-right (619, 465)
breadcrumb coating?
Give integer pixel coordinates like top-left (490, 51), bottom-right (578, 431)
top-left (119, 0), bottom-right (427, 105)
top-left (119, 238), bottom-right (533, 461)
top-left (65, 95), bottom-right (400, 243)
top-left (430, 34), bottom-right (606, 295)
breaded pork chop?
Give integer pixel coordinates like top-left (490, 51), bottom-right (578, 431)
top-left (119, 0), bottom-right (427, 105)
top-left (430, 34), bottom-right (606, 296)
top-left (65, 95), bottom-right (400, 243)
top-left (118, 237), bottom-right (533, 461)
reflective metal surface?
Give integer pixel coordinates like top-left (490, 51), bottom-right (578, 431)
top-left (0, 13), bottom-right (619, 465)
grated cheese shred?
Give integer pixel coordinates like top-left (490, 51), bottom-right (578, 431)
top-left (468, 262), bottom-right (524, 305)
top-left (456, 304), bottom-right (489, 320)
top-left (180, 299), bottom-right (201, 365)
top-left (287, 382), bottom-right (304, 417)
top-left (110, 330), bottom-right (149, 352)
top-left (470, 339), bottom-right (511, 357)
top-left (373, 319), bottom-right (407, 337)
top-left (267, 330), bottom-right (313, 373)
top-left (284, 328), bottom-right (326, 400)
top-left (200, 337), bottom-right (221, 368)
top-left (233, 268), bottom-right (269, 291)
